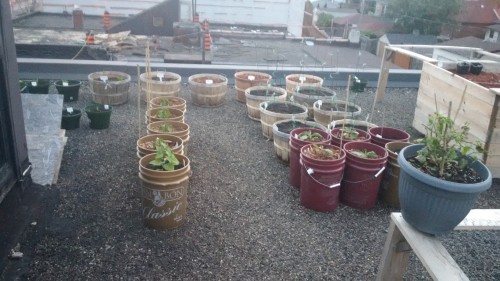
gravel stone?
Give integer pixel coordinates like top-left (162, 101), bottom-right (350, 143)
top-left (5, 82), bottom-right (499, 280)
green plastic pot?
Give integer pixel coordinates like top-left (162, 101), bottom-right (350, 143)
top-left (61, 108), bottom-right (82, 130)
top-left (55, 80), bottom-right (81, 102)
top-left (85, 104), bottom-right (112, 129)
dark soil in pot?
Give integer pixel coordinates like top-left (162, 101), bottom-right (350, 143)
top-left (407, 156), bottom-right (483, 184)
top-left (94, 76), bottom-right (124, 82)
top-left (276, 120), bottom-right (321, 134)
top-left (152, 77), bottom-right (177, 82)
top-left (193, 77), bottom-right (225, 84)
top-left (321, 103), bottom-right (359, 112)
top-left (237, 74), bottom-right (270, 81)
top-left (146, 162), bottom-right (185, 171)
top-left (289, 77), bottom-right (320, 83)
top-left (265, 103), bottom-right (305, 114)
top-left (249, 89), bottom-right (282, 97)
top-left (297, 88), bottom-right (334, 97)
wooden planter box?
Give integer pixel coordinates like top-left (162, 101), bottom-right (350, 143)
top-left (413, 62), bottom-right (500, 176)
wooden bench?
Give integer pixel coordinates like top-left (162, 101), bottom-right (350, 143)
top-left (376, 210), bottom-right (500, 281)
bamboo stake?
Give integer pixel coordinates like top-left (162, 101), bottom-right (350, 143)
top-left (341, 75), bottom-right (352, 146)
top-left (145, 41), bottom-right (152, 107)
top-left (137, 64), bottom-right (141, 139)
top-left (453, 85), bottom-right (468, 122)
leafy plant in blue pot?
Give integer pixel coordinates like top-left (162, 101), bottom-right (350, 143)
top-left (398, 111), bottom-right (492, 235)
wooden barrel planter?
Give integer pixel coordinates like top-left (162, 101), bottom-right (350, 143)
top-left (272, 119), bottom-right (327, 162)
top-left (137, 134), bottom-right (184, 158)
top-left (313, 100), bottom-right (362, 127)
top-left (149, 96), bottom-right (186, 112)
top-left (292, 86), bottom-right (337, 119)
top-left (259, 101), bottom-right (308, 140)
top-left (330, 119), bottom-right (378, 131)
top-left (234, 71), bottom-right (272, 103)
top-left (188, 74), bottom-right (228, 107)
top-left (147, 121), bottom-right (190, 154)
top-left (245, 86), bottom-right (287, 121)
top-left (140, 71), bottom-right (181, 102)
top-left (146, 107), bottom-right (184, 124)
top-left (285, 74), bottom-right (323, 97)
top-left (88, 71), bottom-right (130, 105)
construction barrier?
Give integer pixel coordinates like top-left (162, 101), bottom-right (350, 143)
top-left (203, 32), bottom-right (211, 51)
top-left (202, 19), bottom-right (209, 32)
top-left (103, 11), bottom-right (111, 32)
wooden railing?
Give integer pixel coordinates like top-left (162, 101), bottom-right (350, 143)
top-left (376, 210), bottom-right (500, 280)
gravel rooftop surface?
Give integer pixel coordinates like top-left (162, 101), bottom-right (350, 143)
top-left (2, 82), bottom-right (500, 280)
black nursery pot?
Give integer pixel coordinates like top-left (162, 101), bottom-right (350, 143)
top-left (351, 78), bottom-right (367, 93)
top-left (456, 62), bottom-right (470, 74)
top-left (55, 80), bottom-right (81, 102)
top-left (61, 109), bottom-right (82, 130)
top-left (26, 79), bottom-right (51, 94)
top-left (470, 63), bottom-right (483, 75)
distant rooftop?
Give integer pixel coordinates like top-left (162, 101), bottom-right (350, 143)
top-left (383, 33), bottom-right (438, 45)
top-left (456, 0), bottom-right (500, 24)
top-left (439, 36), bottom-right (500, 53)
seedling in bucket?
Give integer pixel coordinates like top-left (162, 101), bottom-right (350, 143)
top-left (149, 138), bottom-right (180, 171)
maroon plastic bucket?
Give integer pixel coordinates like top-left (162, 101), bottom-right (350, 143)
top-left (330, 128), bottom-right (371, 148)
top-left (340, 142), bottom-right (388, 210)
top-left (368, 127), bottom-right (410, 148)
top-left (299, 144), bottom-right (346, 212)
top-left (289, 128), bottom-right (331, 188)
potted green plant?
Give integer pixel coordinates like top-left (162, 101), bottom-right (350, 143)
top-left (289, 127), bottom-right (332, 188)
top-left (297, 130), bottom-right (324, 142)
top-left (272, 119), bottom-right (327, 162)
top-left (330, 127), bottom-right (371, 148)
top-left (139, 139), bottom-right (191, 230)
top-left (149, 96), bottom-right (186, 112)
top-left (146, 121), bottom-right (191, 154)
top-left (146, 107), bottom-right (184, 123)
top-left (137, 134), bottom-right (184, 158)
top-left (55, 80), bottom-right (82, 102)
top-left (148, 138), bottom-right (180, 171)
top-left (340, 141), bottom-right (388, 210)
top-left (398, 112), bottom-right (492, 235)
top-left (299, 143), bottom-right (346, 212)
top-left (85, 103), bottom-right (112, 129)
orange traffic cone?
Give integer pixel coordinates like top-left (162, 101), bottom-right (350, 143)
top-left (86, 31), bottom-right (94, 45)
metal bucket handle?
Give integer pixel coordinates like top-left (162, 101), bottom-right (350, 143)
top-left (341, 166), bottom-right (385, 184)
top-left (302, 164), bottom-right (344, 189)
